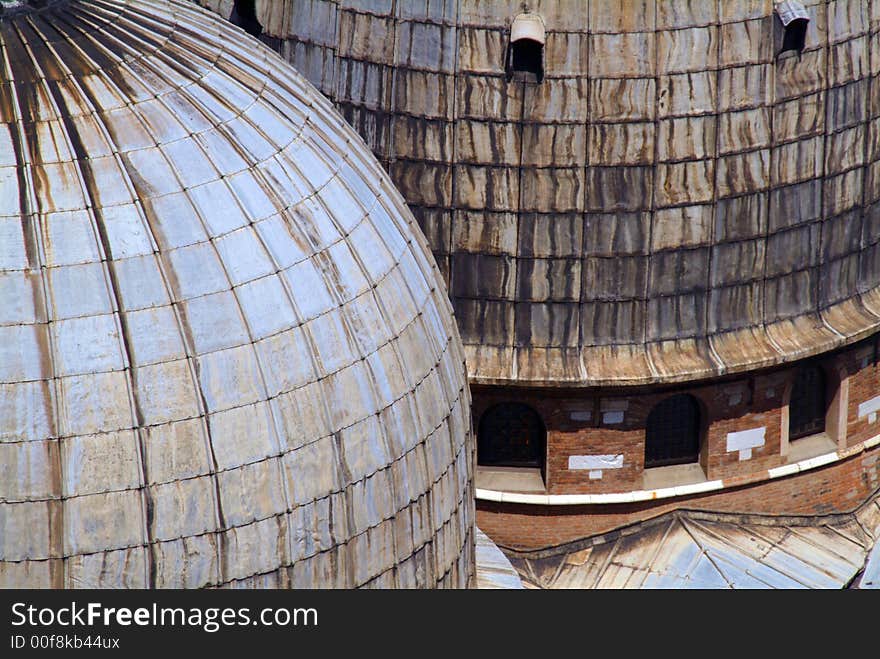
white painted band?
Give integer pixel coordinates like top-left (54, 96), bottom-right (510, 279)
top-left (475, 433), bottom-right (880, 506)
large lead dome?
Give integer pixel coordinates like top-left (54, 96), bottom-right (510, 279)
top-left (0, 0), bottom-right (473, 588)
top-left (196, 0), bottom-right (880, 386)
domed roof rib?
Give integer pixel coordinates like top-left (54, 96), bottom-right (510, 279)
top-left (5, 8), bottom-right (115, 584)
top-left (1, 0), bottom-right (287, 588)
top-left (0, 11), bottom-right (69, 589)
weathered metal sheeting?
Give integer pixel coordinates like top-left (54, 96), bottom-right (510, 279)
top-left (192, 0), bottom-right (880, 387)
top-left (0, 0), bottom-right (474, 589)
top-left (858, 536), bottom-right (880, 588)
top-left (475, 526), bottom-right (523, 589)
top-left (854, 495), bottom-right (880, 588)
top-left (507, 498), bottom-right (880, 588)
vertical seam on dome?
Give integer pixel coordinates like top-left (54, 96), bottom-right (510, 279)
top-left (762, 6), bottom-right (781, 361)
top-left (262, 126), bottom-right (378, 586)
top-left (123, 3), bottom-right (344, 582)
top-left (578, 0), bottom-right (590, 383)
top-left (815, 3), bottom-right (874, 339)
top-left (858, 0), bottom-right (876, 318)
top-left (758, 0), bottom-right (787, 357)
top-left (446, 0), bottom-right (459, 359)
top-left (29, 14), bottom-right (161, 588)
top-left (703, 0), bottom-right (723, 375)
top-left (643, 0), bottom-right (660, 380)
top-left (194, 90), bottom-right (340, 586)
top-left (813, 1), bottom-right (844, 342)
top-left (331, 0), bottom-right (340, 110)
top-left (135, 29), bottom-right (321, 585)
top-left (385, 0), bottom-right (402, 587)
top-left (453, 0), bottom-right (472, 586)
top-left (816, 0), bottom-right (829, 329)
top-left (192, 42), bottom-right (434, 584)
top-left (0, 23), bottom-right (65, 588)
top-left (42, 9), bottom-right (235, 587)
top-left (512, 15), bottom-right (525, 383)
top-left (386, 0), bottom-right (398, 169)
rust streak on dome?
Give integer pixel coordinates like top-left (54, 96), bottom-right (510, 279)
top-left (191, 0), bottom-right (880, 388)
top-left (0, 0), bottom-right (475, 588)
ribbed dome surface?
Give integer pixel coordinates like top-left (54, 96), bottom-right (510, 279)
top-left (0, 0), bottom-right (473, 588)
top-left (195, 0), bottom-right (880, 387)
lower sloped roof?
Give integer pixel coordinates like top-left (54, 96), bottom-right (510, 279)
top-left (506, 493), bottom-right (880, 589)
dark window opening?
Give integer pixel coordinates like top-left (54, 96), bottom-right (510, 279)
top-left (789, 365), bottom-right (826, 440)
top-left (781, 18), bottom-right (808, 53)
top-left (478, 402), bottom-right (545, 472)
top-left (506, 13), bottom-right (545, 83)
top-left (230, 0), bottom-right (262, 38)
top-left (507, 39), bottom-right (544, 82)
top-left (775, 1), bottom-right (809, 55)
top-left (645, 394), bottom-right (701, 468)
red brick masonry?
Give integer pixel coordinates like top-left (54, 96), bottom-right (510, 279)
top-left (477, 438), bottom-right (880, 550)
top-left (474, 334), bottom-right (880, 550)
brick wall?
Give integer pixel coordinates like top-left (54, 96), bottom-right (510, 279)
top-left (477, 442), bottom-right (880, 550)
top-left (475, 333), bottom-right (880, 493)
top-left (846, 342), bottom-right (880, 445)
top-left (474, 332), bottom-right (880, 549)
top-left (700, 375), bottom-right (784, 479)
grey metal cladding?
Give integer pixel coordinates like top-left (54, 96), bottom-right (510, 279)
top-left (194, 0), bottom-right (880, 387)
top-left (0, 0), bottom-right (474, 589)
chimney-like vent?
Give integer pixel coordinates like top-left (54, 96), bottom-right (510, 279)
top-left (506, 13), bottom-right (545, 83)
top-left (775, 0), bottom-right (810, 55)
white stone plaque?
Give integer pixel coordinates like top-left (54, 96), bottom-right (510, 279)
top-left (568, 454), bottom-right (623, 470)
top-left (726, 427), bottom-right (765, 461)
top-left (858, 395), bottom-right (880, 420)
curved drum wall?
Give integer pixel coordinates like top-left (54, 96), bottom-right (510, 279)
top-left (194, 0), bottom-right (880, 387)
top-left (471, 332), bottom-right (880, 549)
top-left (0, 0), bottom-right (474, 589)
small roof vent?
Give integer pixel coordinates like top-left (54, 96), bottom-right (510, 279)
top-left (511, 12), bottom-right (545, 45)
top-left (507, 12), bottom-right (545, 83)
top-left (775, 0), bottom-right (809, 55)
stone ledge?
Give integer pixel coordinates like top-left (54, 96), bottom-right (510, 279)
top-left (475, 432), bottom-right (880, 506)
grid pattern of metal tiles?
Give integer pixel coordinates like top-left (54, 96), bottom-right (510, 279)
top-left (0, 0), bottom-right (474, 588)
top-left (506, 496), bottom-right (880, 589)
top-left (193, 0), bottom-right (880, 386)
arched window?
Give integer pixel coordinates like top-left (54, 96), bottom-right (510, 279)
top-left (478, 403), bottom-right (545, 470)
top-left (789, 365), bottom-right (826, 440)
top-left (506, 13), bottom-right (545, 82)
top-left (645, 394), bottom-right (701, 468)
